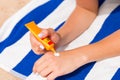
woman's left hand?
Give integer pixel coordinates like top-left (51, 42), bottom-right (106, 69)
top-left (33, 50), bottom-right (88, 80)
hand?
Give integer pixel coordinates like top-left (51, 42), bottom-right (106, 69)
top-left (30, 28), bottom-right (61, 55)
top-left (33, 50), bottom-right (88, 80)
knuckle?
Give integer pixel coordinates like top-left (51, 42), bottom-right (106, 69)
top-left (34, 61), bottom-right (39, 67)
top-left (49, 28), bottom-right (54, 32)
top-left (35, 48), bottom-right (39, 52)
top-left (51, 65), bottom-right (60, 73)
top-left (45, 52), bottom-right (53, 58)
top-left (49, 58), bottom-right (54, 62)
top-left (51, 35), bottom-right (58, 43)
top-left (42, 29), bottom-right (49, 36)
top-left (33, 49), bottom-right (39, 54)
top-left (48, 28), bottom-right (55, 34)
top-left (34, 47), bottom-right (42, 53)
top-left (54, 67), bottom-right (63, 75)
top-left (40, 73), bottom-right (44, 77)
top-left (32, 48), bottom-right (37, 53)
top-left (40, 72), bottom-right (46, 77)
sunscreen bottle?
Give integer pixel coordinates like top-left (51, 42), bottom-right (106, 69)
top-left (25, 21), bottom-right (56, 53)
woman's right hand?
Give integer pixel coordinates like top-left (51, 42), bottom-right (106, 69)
top-left (30, 28), bottom-right (61, 55)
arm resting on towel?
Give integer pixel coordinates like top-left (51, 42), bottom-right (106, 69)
top-left (33, 30), bottom-right (120, 80)
top-left (80, 30), bottom-right (120, 62)
top-left (30, 0), bottom-right (98, 54)
top-left (57, 0), bottom-right (98, 47)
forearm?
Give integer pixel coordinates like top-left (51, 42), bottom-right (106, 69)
top-left (57, 3), bottom-right (98, 47)
top-left (88, 30), bottom-right (120, 62)
top-left (74, 30), bottom-right (120, 64)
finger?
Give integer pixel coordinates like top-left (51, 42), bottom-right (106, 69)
top-left (33, 55), bottom-right (48, 72)
top-left (40, 67), bottom-right (52, 77)
top-left (47, 72), bottom-right (58, 80)
top-left (47, 28), bottom-right (61, 44)
top-left (38, 28), bottom-right (60, 44)
top-left (47, 28), bottom-right (55, 35)
top-left (30, 33), bottom-right (45, 54)
top-left (51, 32), bottom-right (60, 44)
top-left (31, 43), bottom-right (45, 55)
top-left (32, 46), bottom-right (44, 55)
top-left (30, 33), bottom-right (44, 48)
top-left (30, 33), bottom-right (41, 48)
top-left (38, 29), bottom-right (49, 39)
top-left (35, 61), bottom-right (49, 74)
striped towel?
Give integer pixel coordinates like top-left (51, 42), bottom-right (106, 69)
top-left (0, 0), bottom-right (120, 80)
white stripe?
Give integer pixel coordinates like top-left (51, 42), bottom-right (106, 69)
top-left (0, 0), bottom-right (49, 74)
top-left (26, 0), bottom-right (76, 79)
top-left (0, 0), bottom-right (76, 79)
top-left (0, 0), bottom-right (49, 42)
top-left (64, 0), bottom-right (120, 50)
top-left (38, 0), bottom-right (76, 29)
top-left (85, 56), bottom-right (120, 80)
top-left (10, 70), bottom-right (27, 80)
top-left (26, 72), bottom-right (47, 80)
top-left (0, 0), bottom-right (119, 80)
top-left (0, 32), bottom-right (31, 71)
top-left (85, 0), bottom-right (120, 80)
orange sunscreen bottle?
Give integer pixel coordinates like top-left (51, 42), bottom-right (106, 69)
top-left (25, 21), bottom-right (56, 53)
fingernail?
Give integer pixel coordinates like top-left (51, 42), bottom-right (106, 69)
top-left (40, 45), bottom-right (44, 50)
top-left (38, 33), bottom-right (44, 38)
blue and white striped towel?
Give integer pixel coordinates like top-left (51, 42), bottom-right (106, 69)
top-left (0, 0), bottom-right (120, 80)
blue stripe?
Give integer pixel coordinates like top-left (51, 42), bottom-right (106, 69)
top-left (13, 50), bottom-right (42, 76)
top-left (3, 0), bottom-right (120, 80)
top-left (55, 22), bottom-right (65, 31)
top-left (12, 21), bottom-right (65, 76)
top-left (91, 5), bottom-right (120, 44)
top-left (11, 0), bottom-right (64, 76)
top-left (0, 0), bottom-right (63, 53)
top-left (98, 0), bottom-right (105, 7)
top-left (56, 6), bottom-right (120, 80)
top-left (112, 68), bottom-right (120, 80)
top-left (12, 22), bottom-right (65, 76)
top-left (54, 0), bottom-right (106, 32)
top-left (56, 62), bottom-right (95, 80)
top-left (13, 3), bottom-right (120, 80)
top-left (13, 5), bottom-right (120, 79)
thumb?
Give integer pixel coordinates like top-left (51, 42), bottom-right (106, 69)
top-left (38, 29), bottom-right (49, 39)
top-left (47, 28), bottom-right (61, 44)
